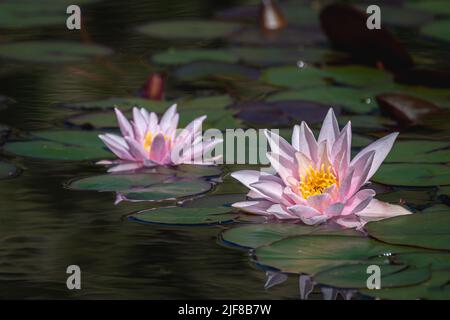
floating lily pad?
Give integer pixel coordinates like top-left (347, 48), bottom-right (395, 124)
top-left (372, 163), bottom-right (450, 187)
top-left (137, 20), bottom-right (242, 40)
top-left (0, 160), bottom-right (18, 179)
top-left (421, 20), bottom-right (450, 43)
top-left (221, 224), bottom-right (360, 250)
top-left (120, 179), bottom-right (213, 202)
top-left (261, 66), bottom-right (327, 89)
top-left (152, 49), bottom-right (238, 65)
top-left (129, 207), bottom-right (237, 226)
top-left (174, 62), bottom-right (260, 82)
top-left (255, 235), bottom-right (417, 275)
top-left (69, 165), bottom-right (221, 192)
top-left (394, 252), bottom-right (450, 271)
top-left (322, 65), bottom-right (394, 87)
top-left (3, 130), bottom-right (112, 161)
top-left (377, 189), bottom-right (434, 207)
top-left (386, 140), bottom-right (449, 163)
top-left (315, 264), bottom-right (430, 289)
top-left (267, 87), bottom-right (377, 114)
top-left (0, 41), bottom-right (113, 63)
top-left (406, 0), bottom-right (450, 16)
top-left (365, 211), bottom-right (450, 251)
top-left (360, 271), bottom-right (450, 300)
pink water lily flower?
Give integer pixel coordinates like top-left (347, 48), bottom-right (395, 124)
top-left (231, 109), bottom-right (411, 230)
top-left (98, 104), bottom-right (221, 172)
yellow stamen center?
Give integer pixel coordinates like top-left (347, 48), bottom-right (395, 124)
top-left (143, 131), bottom-right (172, 151)
top-left (299, 164), bottom-right (337, 199)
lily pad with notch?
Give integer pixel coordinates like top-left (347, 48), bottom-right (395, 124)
top-left (129, 206), bottom-right (237, 226)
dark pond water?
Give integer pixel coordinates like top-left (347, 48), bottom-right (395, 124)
top-left (0, 0), bottom-right (449, 299)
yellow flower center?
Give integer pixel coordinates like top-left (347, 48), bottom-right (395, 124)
top-left (143, 131), bottom-right (172, 151)
top-left (299, 164), bottom-right (337, 199)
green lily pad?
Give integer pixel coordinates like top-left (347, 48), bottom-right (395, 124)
top-left (255, 235), bottom-right (418, 275)
top-left (386, 140), bottom-right (450, 163)
top-left (0, 2), bottom-right (65, 29)
top-left (365, 211), bottom-right (450, 251)
top-left (360, 271), bottom-right (450, 300)
top-left (121, 179), bottom-right (213, 202)
top-left (0, 160), bottom-right (18, 179)
top-left (394, 252), bottom-right (450, 271)
top-left (129, 207), bottom-right (237, 226)
top-left (3, 130), bottom-right (112, 161)
top-left (261, 66), bottom-right (327, 89)
top-left (421, 20), bottom-right (450, 43)
top-left (221, 224), bottom-right (360, 250)
top-left (406, 0), bottom-right (450, 16)
top-left (267, 87), bottom-right (377, 114)
top-left (152, 49), bottom-right (238, 65)
top-left (322, 65), bottom-right (394, 87)
top-left (137, 20), bottom-right (242, 40)
top-left (315, 264), bottom-right (430, 289)
top-left (68, 165), bottom-right (221, 192)
top-left (174, 62), bottom-right (260, 82)
top-left (372, 163), bottom-right (450, 187)
top-left (0, 41), bottom-right (113, 63)
top-left (377, 189), bottom-right (434, 207)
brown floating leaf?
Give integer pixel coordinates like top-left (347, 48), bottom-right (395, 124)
top-left (319, 3), bottom-right (413, 72)
top-left (376, 93), bottom-right (441, 126)
top-left (259, 0), bottom-right (287, 32)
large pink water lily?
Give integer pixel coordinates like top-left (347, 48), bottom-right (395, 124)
top-left (231, 109), bottom-right (411, 230)
top-left (98, 104), bottom-right (222, 172)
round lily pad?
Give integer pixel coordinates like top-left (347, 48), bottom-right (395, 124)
top-left (229, 47), bottom-right (301, 67)
top-left (0, 41), bottom-right (113, 63)
top-left (261, 66), bottom-right (327, 89)
top-left (372, 163), bottom-right (450, 187)
top-left (322, 65), bottom-right (394, 87)
top-left (0, 160), bottom-right (18, 179)
top-left (129, 207), bottom-right (237, 226)
top-left (386, 140), bottom-right (450, 163)
top-left (152, 49), bottom-right (238, 65)
top-left (365, 211), bottom-right (450, 251)
top-left (3, 130), bottom-right (112, 161)
top-left (421, 20), bottom-right (450, 43)
top-left (314, 264), bottom-right (430, 289)
top-left (255, 235), bottom-right (419, 275)
top-left (121, 179), bottom-right (213, 202)
top-left (221, 224), bottom-right (360, 250)
top-left (137, 20), bottom-right (242, 40)
top-left (267, 87), bottom-right (377, 114)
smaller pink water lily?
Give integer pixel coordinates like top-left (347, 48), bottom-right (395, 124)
top-left (98, 104), bottom-right (221, 172)
top-left (231, 109), bottom-right (411, 230)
